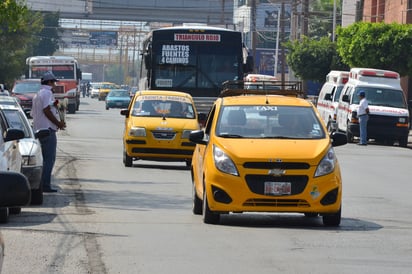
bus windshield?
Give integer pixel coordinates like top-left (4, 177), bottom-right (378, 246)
top-left (141, 26), bottom-right (248, 99)
top-left (30, 65), bottom-right (75, 80)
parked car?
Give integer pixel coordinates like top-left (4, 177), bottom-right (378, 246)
top-left (128, 86), bottom-right (138, 97)
top-left (0, 171), bottom-right (32, 272)
top-left (105, 89), bottom-right (131, 110)
top-left (189, 84), bottom-right (347, 226)
top-left (121, 90), bottom-right (200, 167)
top-left (0, 101), bottom-right (49, 205)
top-left (0, 108), bottom-right (26, 223)
top-left (11, 79), bottom-right (41, 117)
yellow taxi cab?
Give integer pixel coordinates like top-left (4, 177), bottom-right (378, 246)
top-left (121, 90), bottom-right (200, 167)
top-left (189, 81), bottom-right (347, 226)
top-left (98, 82), bottom-right (119, 101)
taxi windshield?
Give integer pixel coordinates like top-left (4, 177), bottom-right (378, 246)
top-left (216, 105), bottom-right (325, 139)
top-left (131, 99), bottom-right (195, 119)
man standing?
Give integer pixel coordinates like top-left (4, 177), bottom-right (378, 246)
top-left (357, 90), bottom-right (369, 146)
top-left (31, 71), bottom-right (66, 192)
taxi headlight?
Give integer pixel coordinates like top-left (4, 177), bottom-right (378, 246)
top-left (182, 130), bottom-right (195, 139)
top-left (314, 147), bottom-right (336, 177)
top-left (213, 145), bottom-right (239, 176)
top-left (129, 127), bottom-right (146, 137)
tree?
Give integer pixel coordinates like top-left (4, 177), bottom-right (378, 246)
top-left (31, 12), bottom-right (61, 56)
top-left (309, 0), bottom-right (342, 39)
top-left (0, 0), bottom-right (43, 86)
top-left (284, 36), bottom-right (348, 83)
top-left (336, 22), bottom-right (412, 76)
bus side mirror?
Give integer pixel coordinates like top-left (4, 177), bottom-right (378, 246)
top-left (77, 68), bottom-right (82, 80)
top-left (144, 54), bottom-right (152, 70)
top-left (244, 56), bottom-right (254, 73)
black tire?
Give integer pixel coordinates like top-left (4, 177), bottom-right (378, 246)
top-left (192, 182), bottom-right (202, 215)
top-left (322, 207), bottom-right (341, 227)
top-left (123, 150), bottom-right (132, 167)
top-left (0, 207), bottom-right (9, 223)
top-left (106, 105), bottom-right (109, 110)
top-left (346, 123), bottom-right (354, 143)
top-left (68, 104), bottom-right (76, 114)
top-left (398, 136), bottom-right (408, 147)
top-left (31, 185), bottom-right (43, 205)
top-left (202, 190), bottom-right (220, 224)
top-left (9, 207), bottom-right (21, 214)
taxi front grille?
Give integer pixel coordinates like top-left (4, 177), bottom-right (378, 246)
top-left (243, 162), bottom-right (310, 169)
top-left (152, 131), bottom-right (176, 140)
top-left (243, 198), bottom-right (310, 207)
top-left (245, 175), bottom-right (308, 195)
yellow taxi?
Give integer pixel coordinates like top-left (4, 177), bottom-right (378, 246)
top-left (121, 90), bottom-right (200, 167)
top-left (98, 82), bottom-right (119, 101)
top-left (189, 82), bottom-right (347, 226)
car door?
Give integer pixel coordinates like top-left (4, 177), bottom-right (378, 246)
top-left (193, 105), bottom-right (217, 197)
top-left (0, 111), bottom-right (22, 172)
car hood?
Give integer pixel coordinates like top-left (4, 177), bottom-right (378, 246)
top-left (216, 137), bottom-right (331, 165)
top-left (14, 93), bottom-right (36, 100)
top-left (131, 116), bottom-right (199, 131)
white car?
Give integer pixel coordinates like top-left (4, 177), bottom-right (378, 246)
top-left (0, 105), bottom-right (26, 223)
top-left (90, 82), bottom-right (102, 98)
top-left (0, 99), bottom-right (49, 205)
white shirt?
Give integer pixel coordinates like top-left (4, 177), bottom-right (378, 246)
top-left (358, 97), bottom-right (369, 116)
top-left (31, 85), bottom-right (60, 131)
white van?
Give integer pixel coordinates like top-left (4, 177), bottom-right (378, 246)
top-left (317, 70), bottom-right (349, 132)
top-left (336, 68), bottom-right (409, 147)
top-left (244, 74), bottom-right (278, 90)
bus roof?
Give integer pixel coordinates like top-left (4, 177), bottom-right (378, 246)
top-left (26, 56), bottom-right (78, 65)
top-left (153, 25), bottom-right (237, 33)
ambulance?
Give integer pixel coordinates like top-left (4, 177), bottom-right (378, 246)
top-left (244, 74), bottom-right (278, 90)
top-left (336, 68), bottom-right (409, 147)
top-left (316, 70), bottom-right (349, 132)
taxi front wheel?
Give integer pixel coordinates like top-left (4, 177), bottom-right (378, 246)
top-left (322, 207), bottom-right (341, 227)
top-left (123, 150), bottom-right (132, 167)
top-left (202, 191), bottom-right (220, 224)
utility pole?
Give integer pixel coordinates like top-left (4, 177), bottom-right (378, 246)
top-left (251, 0), bottom-right (257, 72)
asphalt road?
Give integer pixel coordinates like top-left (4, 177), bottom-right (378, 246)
top-left (1, 97), bottom-right (412, 274)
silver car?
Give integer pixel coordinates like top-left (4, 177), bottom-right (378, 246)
top-left (0, 101), bottom-right (49, 205)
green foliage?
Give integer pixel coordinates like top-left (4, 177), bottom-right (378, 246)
top-left (336, 22), bottom-right (412, 76)
top-left (0, 0), bottom-right (43, 86)
top-left (309, 0), bottom-right (342, 39)
top-left (284, 36), bottom-right (348, 82)
top-left (32, 12), bottom-right (61, 56)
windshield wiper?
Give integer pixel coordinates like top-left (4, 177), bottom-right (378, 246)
top-left (217, 133), bottom-right (244, 138)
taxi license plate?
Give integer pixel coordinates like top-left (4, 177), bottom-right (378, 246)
top-left (264, 182), bottom-right (291, 195)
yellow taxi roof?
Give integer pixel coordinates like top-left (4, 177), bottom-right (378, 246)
top-left (221, 94), bottom-right (312, 107)
top-left (136, 90), bottom-right (194, 99)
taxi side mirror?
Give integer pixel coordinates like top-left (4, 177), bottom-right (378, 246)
top-left (120, 109), bottom-right (130, 118)
top-left (189, 130), bottom-right (207, 145)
